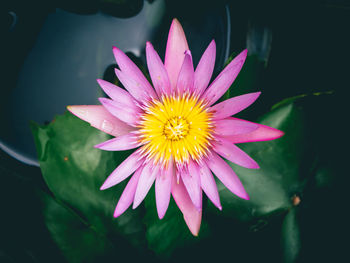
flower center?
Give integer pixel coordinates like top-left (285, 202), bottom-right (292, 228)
top-left (137, 94), bottom-right (213, 168)
top-left (164, 117), bottom-right (189, 140)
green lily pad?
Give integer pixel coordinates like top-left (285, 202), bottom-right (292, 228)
top-left (30, 111), bottom-right (147, 260)
top-left (209, 102), bottom-right (309, 222)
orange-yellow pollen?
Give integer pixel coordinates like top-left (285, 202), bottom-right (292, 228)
top-left (137, 93), bottom-right (213, 167)
top-left (164, 117), bottom-right (189, 140)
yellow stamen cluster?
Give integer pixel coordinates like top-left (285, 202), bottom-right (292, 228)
top-left (137, 93), bottom-right (213, 168)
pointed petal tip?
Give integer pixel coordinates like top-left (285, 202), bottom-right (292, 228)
top-left (100, 183), bottom-right (108, 191)
top-left (98, 97), bottom-right (108, 105)
top-left (113, 210), bottom-right (122, 218)
top-left (184, 210), bottom-right (202, 236)
top-left (276, 130), bottom-right (285, 138)
top-left (157, 211), bottom-right (165, 220)
top-left (66, 105), bottom-right (86, 119)
top-left (132, 199), bottom-right (142, 209)
top-left (251, 91), bottom-right (262, 101)
top-left (169, 18), bottom-right (185, 38)
top-left (213, 198), bottom-right (223, 210)
top-left (96, 78), bottom-right (109, 88)
top-left (208, 39), bottom-right (216, 50)
top-left (231, 187), bottom-right (250, 200)
top-left (112, 46), bottom-right (119, 57)
top-left (112, 46), bottom-right (122, 62)
top-left (185, 50), bottom-right (192, 56)
top-left (93, 143), bottom-right (100, 149)
top-left (237, 49), bottom-right (248, 63)
top-left (171, 18), bottom-right (181, 27)
top-left (240, 192), bottom-right (250, 200)
top-left (263, 128), bottom-right (285, 141)
top-left (94, 140), bottom-right (111, 150)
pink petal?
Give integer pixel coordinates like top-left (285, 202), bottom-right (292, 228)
top-left (67, 105), bottom-right (133, 137)
top-left (164, 18), bottom-right (189, 92)
top-left (113, 46), bottom-right (156, 101)
top-left (171, 175), bottom-right (202, 236)
top-left (145, 42), bottom-right (171, 96)
top-left (214, 118), bottom-right (259, 136)
top-left (114, 167), bottom-right (142, 218)
top-left (98, 98), bottom-right (139, 126)
top-left (213, 137), bottom-right (259, 169)
top-left (211, 92), bottom-right (261, 120)
top-left (181, 161), bottom-right (202, 210)
top-left (133, 163), bottom-right (159, 209)
top-left (176, 51), bottom-right (194, 94)
top-left (96, 79), bottom-right (138, 111)
top-left (201, 49), bottom-right (248, 106)
top-left (206, 152), bottom-right (249, 200)
top-left (114, 68), bottom-right (156, 103)
top-left (94, 133), bottom-right (141, 151)
top-left (155, 162), bottom-right (173, 219)
top-left (225, 117), bottom-right (285, 143)
top-left (100, 151), bottom-right (143, 190)
top-left (199, 163), bottom-right (222, 210)
top-left (194, 40), bottom-right (216, 95)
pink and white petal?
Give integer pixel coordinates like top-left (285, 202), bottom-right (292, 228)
top-left (181, 161), bottom-right (202, 210)
top-left (67, 105), bottom-right (133, 137)
top-left (206, 152), bottom-right (249, 200)
top-left (155, 162), bottom-right (173, 219)
top-left (146, 42), bottom-right (171, 96)
top-left (214, 118), bottom-right (259, 137)
top-left (94, 133), bottom-right (141, 151)
top-left (199, 163), bottom-right (222, 210)
top-left (133, 163), bottom-right (159, 209)
top-left (100, 151), bottom-right (143, 190)
top-left (225, 118), bottom-right (284, 143)
top-left (112, 46), bottom-right (156, 100)
top-left (115, 68), bottom-right (156, 103)
top-left (164, 18), bottom-right (189, 91)
top-left (194, 40), bottom-right (216, 95)
top-left (176, 51), bottom-right (194, 94)
top-left (96, 79), bottom-right (138, 110)
top-left (213, 137), bottom-right (259, 169)
top-left (99, 98), bottom-right (139, 126)
top-left (171, 175), bottom-right (202, 236)
top-left (202, 49), bottom-right (248, 106)
top-left (114, 167), bottom-right (143, 218)
top-left (211, 92), bottom-right (261, 120)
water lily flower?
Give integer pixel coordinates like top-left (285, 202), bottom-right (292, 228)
top-left (67, 19), bottom-right (283, 236)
